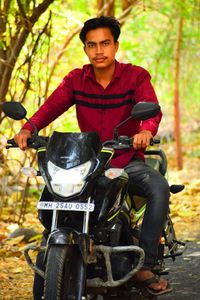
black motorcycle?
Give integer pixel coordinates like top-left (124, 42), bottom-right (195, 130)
top-left (2, 101), bottom-right (185, 300)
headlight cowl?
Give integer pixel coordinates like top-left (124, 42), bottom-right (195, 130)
top-left (47, 160), bottom-right (92, 197)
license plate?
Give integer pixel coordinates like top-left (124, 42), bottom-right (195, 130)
top-left (37, 201), bottom-right (95, 212)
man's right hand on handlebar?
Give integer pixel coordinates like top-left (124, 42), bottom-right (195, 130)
top-left (14, 129), bottom-right (32, 150)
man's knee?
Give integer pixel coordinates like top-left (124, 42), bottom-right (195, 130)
top-left (150, 174), bottom-right (170, 201)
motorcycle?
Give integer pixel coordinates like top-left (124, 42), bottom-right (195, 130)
top-left (2, 101), bottom-right (185, 300)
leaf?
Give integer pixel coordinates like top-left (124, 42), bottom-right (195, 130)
top-left (9, 251), bottom-right (22, 258)
top-left (177, 211), bottom-right (197, 217)
top-left (0, 273), bottom-right (9, 280)
top-left (5, 236), bottom-right (25, 245)
top-left (0, 248), bottom-right (7, 257)
top-left (13, 267), bottom-right (23, 273)
top-left (185, 237), bottom-right (197, 242)
top-left (28, 233), bottom-right (42, 242)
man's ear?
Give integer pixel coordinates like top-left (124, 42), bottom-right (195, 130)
top-left (115, 41), bottom-right (119, 52)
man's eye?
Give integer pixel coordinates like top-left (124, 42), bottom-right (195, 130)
top-left (88, 44), bottom-right (95, 48)
top-left (103, 41), bottom-right (110, 46)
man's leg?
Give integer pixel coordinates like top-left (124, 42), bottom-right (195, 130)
top-left (125, 158), bottom-right (170, 293)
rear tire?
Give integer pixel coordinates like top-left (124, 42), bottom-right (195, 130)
top-left (163, 214), bottom-right (177, 257)
top-left (164, 215), bottom-right (176, 242)
top-left (44, 244), bottom-right (86, 300)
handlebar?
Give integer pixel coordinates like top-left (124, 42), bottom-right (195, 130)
top-left (103, 136), bottom-right (160, 150)
top-left (6, 136), bottom-right (48, 149)
top-left (6, 135), bottom-right (160, 151)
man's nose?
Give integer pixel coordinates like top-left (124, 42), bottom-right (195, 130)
top-left (96, 44), bottom-right (103, 53)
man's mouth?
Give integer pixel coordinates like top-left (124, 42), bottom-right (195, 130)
top-left (94, 57), bottom-right (107, 63)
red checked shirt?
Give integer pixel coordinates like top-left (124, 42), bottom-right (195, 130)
top-left (23, 60), bottom-right (162, 167)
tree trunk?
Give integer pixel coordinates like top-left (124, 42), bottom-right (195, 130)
top-left (173, 16), bottom-right (184, 170)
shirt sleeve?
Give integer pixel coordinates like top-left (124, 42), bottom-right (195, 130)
top-left (134, 68), bottom-right (162, 136)
top-left (22, 74), bottom-right (74, 133)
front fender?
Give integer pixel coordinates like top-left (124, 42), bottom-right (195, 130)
top-left (47, 227), bottom-right (89, 264)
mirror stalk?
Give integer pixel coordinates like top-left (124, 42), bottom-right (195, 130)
top-left (113, 116), bottom-right (132, 140)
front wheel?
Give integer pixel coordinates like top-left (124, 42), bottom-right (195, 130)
top-left (44, 244), bottom-right (86, 300)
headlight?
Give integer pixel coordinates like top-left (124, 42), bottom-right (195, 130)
top-left (47, 160), bottom-right (92, 197)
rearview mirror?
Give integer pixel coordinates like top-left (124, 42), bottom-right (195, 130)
top-left (2, 101), bottom-right (27, 120)
top-left (131, 102), bottom-right (160, 120)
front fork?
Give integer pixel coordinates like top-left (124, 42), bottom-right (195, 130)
top-left (24, 198), bottom-right (92, 278)
top-left (51, 196), bottom-right (92, 234)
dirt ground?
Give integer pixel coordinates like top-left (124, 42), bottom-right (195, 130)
top-left (160, 239), bottom-right (200, 300)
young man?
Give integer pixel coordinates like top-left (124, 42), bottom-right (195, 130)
top-left (15, 16), bottom-right (171, 297)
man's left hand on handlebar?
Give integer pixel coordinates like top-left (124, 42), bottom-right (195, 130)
top-left (132, 130), bottom-right (153, 150)
top-left (14, 129), bottom-right (32, 150)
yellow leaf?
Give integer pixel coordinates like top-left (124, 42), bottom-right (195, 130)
top-left (28, 233), bottom-right (42, 242)
top-left (185, 237), bottom-right (197, 242)
top-left (178, 211), bottom-right (197, 217)
top-left (5, 235), bottom-right (25, 245)
top-left (13, 267), bottom-right (23, 273)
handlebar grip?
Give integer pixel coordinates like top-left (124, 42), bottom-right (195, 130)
top-left (102, 136), bottom-right (160, 150)
top-left (7, 138), bottom-right (15, 144)
top-left (6, 136), bottom-right (47, 149)
top-left (150, 138), bottom-right (160, 146)
top-left (6, 137), bottom-right (34, 149)
top-left (6, 138), bottom-right (18, 148)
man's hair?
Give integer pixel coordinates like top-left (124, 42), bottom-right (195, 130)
top-left (79, 16), bottom-right (121, 44)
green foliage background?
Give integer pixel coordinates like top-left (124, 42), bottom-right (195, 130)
top-left (2, 0), bottom-right (199, 137)
top-left (0, 0), bottom-right (199, 156)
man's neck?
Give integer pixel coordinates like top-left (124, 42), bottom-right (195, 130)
top-left (94, 61), bottom-right (116, 89)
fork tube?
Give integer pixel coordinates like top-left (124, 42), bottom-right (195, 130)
top-left (82, 197), bottom-right (91, 234)
top-left (51, 209), bottom-right (58, 232)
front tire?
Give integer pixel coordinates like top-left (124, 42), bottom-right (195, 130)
top-left (44, 244), bottom-right (86, 300)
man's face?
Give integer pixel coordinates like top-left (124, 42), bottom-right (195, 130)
top-left (84, 27), bottom-right (119, 70)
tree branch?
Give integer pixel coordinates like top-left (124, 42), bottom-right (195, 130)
top-left (0, 0), bottom-right (54, 101)
top-left (44, 25), bottom-right (82, 97)
top-left (0, 0), bottom-right (11, 86)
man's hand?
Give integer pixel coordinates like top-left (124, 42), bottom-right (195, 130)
top-left (132, 130), bottom-right (153, 150)
top-left (14, 129), bottom-right (32, 150)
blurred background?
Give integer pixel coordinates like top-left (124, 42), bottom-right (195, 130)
top-left (0, 1), bottom-right (199, 298)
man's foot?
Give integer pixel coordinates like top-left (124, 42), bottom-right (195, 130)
top-left (133, 269), bottom-right (172, 295)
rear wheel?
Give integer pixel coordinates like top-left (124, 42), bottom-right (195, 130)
top-left (163, 215), bottom-right (177, 256)
top-left (164, 215), bottom-right (176, 242)
top-left (44, 244), bottom-right (86, 300)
